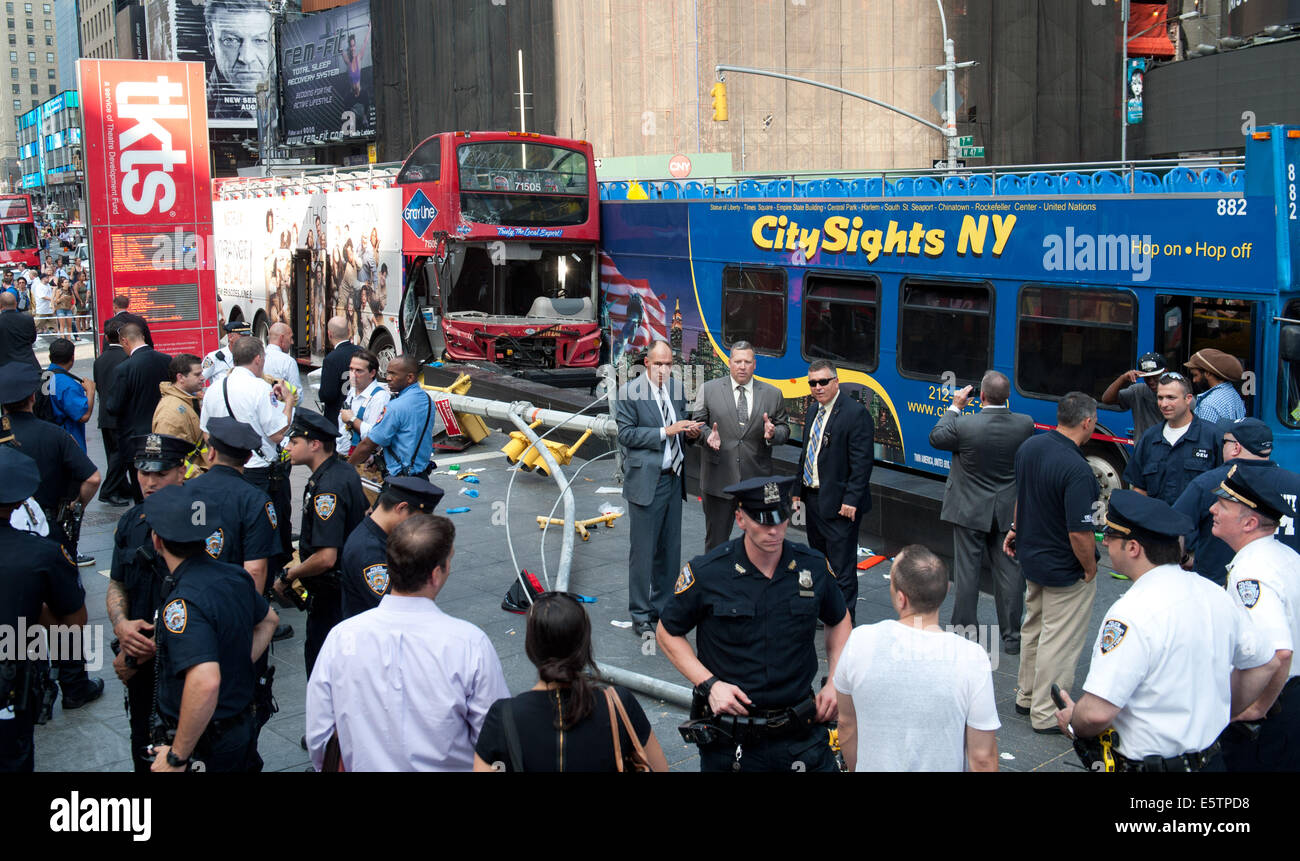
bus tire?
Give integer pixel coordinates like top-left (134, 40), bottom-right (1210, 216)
top-left (370, 330), bottom-right (396, 377)
top-left (1084, 446), bottom-right (1126, 502)
top-left (253, 313), bottom-right (269, 345)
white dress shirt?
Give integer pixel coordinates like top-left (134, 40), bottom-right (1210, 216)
top-left (653, 382), bottom-right (679, 471)
top-left (198, 366), bottom-right (288, 468)
top-left (305, 594), bottom-right (510, 772)
top-left (263, 342), bottom-right (303, 394)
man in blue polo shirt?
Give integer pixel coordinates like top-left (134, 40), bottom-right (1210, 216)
top-left (1003, 392), bottom-right (1100, 734)
top-left (45, 337), bottom-right (93, 452)
top-left (1123, 372), bottom-right (1221, 506)
top-left (346, 355), bottom-right (434, 478)
top-left (1174, 418), bottom-right (1300, 586)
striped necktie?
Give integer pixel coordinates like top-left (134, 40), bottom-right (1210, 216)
top-left (802, 405), bottom-right (826, 486)
top-left (658, 386), bottom-right (682, 473)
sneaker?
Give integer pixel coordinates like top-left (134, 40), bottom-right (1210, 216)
top-left (272, 623), bottom-right (294, 642)
top-left (76, 553), bottom-right (95, 567)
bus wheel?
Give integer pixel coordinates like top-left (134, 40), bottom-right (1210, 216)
top-left (1085, 449), bottom-right (1125, 503)
top-left (371, 331), bottom-right (396, 376)
top-left (253, 313), bottom-right (269, 345)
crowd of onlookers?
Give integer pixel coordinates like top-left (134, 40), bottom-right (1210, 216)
top-left (0, 225), bottom-right (93, 341)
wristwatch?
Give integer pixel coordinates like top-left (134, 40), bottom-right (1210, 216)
top-left (166, 749), bottom-right (190, 769)
top-left (694, 675), bottom-right (719, 699)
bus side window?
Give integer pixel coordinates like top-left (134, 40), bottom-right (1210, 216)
top-left (1157, 295), bottom-right (1255, 415)
top-left (1017, 285), bottom-right (1135, 402)
top-left (801, 273), bottom-right (879, 371)
top-left (721, 266), bottom-right (786, 355)
top-left (898, 279), bottom-right (991, 383)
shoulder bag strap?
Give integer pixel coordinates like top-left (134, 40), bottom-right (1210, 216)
top-left (405, 389), bottom-right (432, 475)
top-left (604, 687), bottom-right (624, 773)
top-left (223, 378), bottom-right (234, 417)
top-left (502, 698), bottom-right (524, 773)
top-left (609, 686), bottom-right (652, 772)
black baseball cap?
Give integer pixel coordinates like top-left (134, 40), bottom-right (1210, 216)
top-left (1218, 418), bottom-right (1272, 457)
top-left (1135, 352), bottom-right (1167, 378)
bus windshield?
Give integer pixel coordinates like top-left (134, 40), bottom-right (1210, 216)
top-left (457, 141), bottom-right (589, 227)
top-left (1, 222), bottom-right (36, 251)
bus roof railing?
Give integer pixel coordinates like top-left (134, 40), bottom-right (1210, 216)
top-left (214, 162), bottom-right (404, 199)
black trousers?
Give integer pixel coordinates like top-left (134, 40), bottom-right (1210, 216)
top-left (245, 465), bottom-right (293, 567)
top-left (948, 524), bottom-right (1024, 646)
top-left (120, 429), bottom-right (144, 503)
top-left (304, 586), bottom-right (342, 679)
top-left (99, 428), bottom-right (130, 501)
top-left (1221, 677), bottom-right (1300, 772)
top-left (698, 724), bottom-right (837, 773)
top-left (125, 660), bottom-right (156, 773)
top-left (191, 711), bottom-right (257, 773)
top-left (803, 489), bottom-right (862, 624)
top-left (702, 492), bottom-right (739, 552)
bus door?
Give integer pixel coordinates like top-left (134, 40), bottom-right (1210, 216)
top-left (1155, 295), bottom-right (1256, 414)
top-left (398, 255), bottom-right (439, 365)
top-left (292, 249), bottom-right (311, 360)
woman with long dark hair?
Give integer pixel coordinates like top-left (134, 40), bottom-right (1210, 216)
top-left (473, 593), bottom-right (670, 772)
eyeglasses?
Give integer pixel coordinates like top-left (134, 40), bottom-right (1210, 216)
top-left (1223, 437), bottom-right (1240, 447)
top-left (1159, 372), bottom-right (1187, 383)
top-left (808, 377), bottom-right (836, 388)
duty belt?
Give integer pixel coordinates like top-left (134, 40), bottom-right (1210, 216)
top-left (1115, 741), bottom-right (1221, 773)
top-left (704, 697), bottom-right (819, 742)
top-left (160, 704), bottom-right (254, 743)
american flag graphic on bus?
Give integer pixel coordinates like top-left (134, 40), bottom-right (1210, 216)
top-left (601, 252), bottom-right (667, 359)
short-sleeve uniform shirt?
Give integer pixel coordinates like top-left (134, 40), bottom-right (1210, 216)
top-left (198, 367), bottom-right (288, 469)
top-left (110, 503), bottom-right (169, 621)
top-left (0, 522), bottom-right (84, 633)
top-left (366, 383), bottom-right (434, 475)
top-left (1013, 430), bottom-right (1099, 587)
top-left (6, 412), bottom-right (97, 511)
top-left (186, 464), bottom-right (279, 569)
top-left (201, 347), bottom-right (235, 385)
top-left (1122, 417), bottom-right (1221, 506)
top-left (1081, 564), bottom-right (1268, 760)
top-left (299, 455), bottom-right (367, 572)
top-left (340, 515), bottom-right (389, 619)
top-left (660, 537), bottom-right (847, 708)
top-left (157, 555), bottom-right (270, 721)
top-left (1227, 538), bottom-right (1300, 681)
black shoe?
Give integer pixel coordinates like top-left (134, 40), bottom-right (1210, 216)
top-left (62, 678), bottom-right (105, 710)
top-left (76, 553), bottom-right (95, 568)
top-left (1014, 704), bottom-right (1031, 716)
top-left (300, 735), bottom-right (307, 751)
top-left (1033, 725), bottom-right (1064, 736)
top-left (632, 621), bottom-right (655, 638)
top-left (272, 623), bottom-right (294, 642)
top-left (1003, 640), bottom-right (1021, 656)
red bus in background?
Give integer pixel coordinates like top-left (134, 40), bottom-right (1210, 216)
top-left (0, 194), bottom-right (40, 269)
top-left (396, 131), bottom-right (602, 369)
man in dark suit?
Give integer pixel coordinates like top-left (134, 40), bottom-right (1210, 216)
top-left (103, 323), bottom-right (170, 501)
top-left (691, 341), bottom-right (790, 550)
top-left (93, 324), bottom-right (131, 504)
top-left (928, 371), bottom-right (1035, 655)
top-left (0, 291), bottom-right (39, 369)
top-left (615, 340), bottom-right (703, 637)
top-left (101, 294), bottom-right (153, 351)
top-left (318, 315), bottom-right (358, 426)
top-left (793, 359), bottom-right (874, 623)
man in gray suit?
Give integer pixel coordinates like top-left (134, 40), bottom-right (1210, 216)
top-left (616, 341), bottom-right (703, 637)
top-left (692, 341), bottom-right (790, 551)
top-left (928, 370), bottom-right (1035, 655)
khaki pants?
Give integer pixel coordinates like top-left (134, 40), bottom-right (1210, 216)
top-left (1016, 576), bottom-right (1097, 729)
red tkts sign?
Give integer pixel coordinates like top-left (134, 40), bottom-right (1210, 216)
top-left (80, 59), bottom-right (218, 357)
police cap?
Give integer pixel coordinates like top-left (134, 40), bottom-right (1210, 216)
top-left (1218, 417), bottom-right (1273, 457)
top-left (0, 362), bottom-right (40, 404)
top-left (1102, 489), bottom-right (1193, 543)
top-left (1214, 463), bottom-right (1296, 523)
top-left (0, 446), bottom-right (40, 503)
top-left (287, 408), bottom-right (337, 443)
top-left (1135, 352), bottom-right (1167, 378)
top-left (725, 475), bottom-right (795, 525)
top-left (206, 416), bottom-right (261, 452)
top-left (133, 433), bottom-right (191, 473)
top-left (382, 476), bottom-right (445, 512)
top-left (223, 320), bottom-right (251, 335)
top-left (143, 484), bottom-right (219, 543)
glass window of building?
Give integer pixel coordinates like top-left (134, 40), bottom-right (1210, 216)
top-left (23, 3), bottom-right (30, 12)
top-left (46, 67), bottom-right (52, 78)
top-left (7, 18), bottom-right (14, 28)
top-left (12, 99), bottom-right (20, 110)
top-left (10, 84), bottom-right (16, 95)
top-left (7, 51), bottom-right (13, 62)
top-left (42, 3), bottom-right (49, 11)
top-left (43, 51), bottom-right (49, 61)
top-left (25, 49), bottom-right (32, 60)
top-left (4, 4), bottom-right (11, 14)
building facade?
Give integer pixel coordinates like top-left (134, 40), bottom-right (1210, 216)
top-left (16, 90), bottom-right (82, 222)
top-left (54, 0), bottom-right (80, 90)
top-left (0, 1), bottom-right (61, 192)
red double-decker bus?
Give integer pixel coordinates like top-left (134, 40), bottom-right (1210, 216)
top-left (396, 131), bottom-right (601, 369)
top-left (0, 194), bottom-right (40, 269)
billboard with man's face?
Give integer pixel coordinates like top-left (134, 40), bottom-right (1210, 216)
top-left (164, 0), bottom-right (277, 129)
top-left (281, 1), bottom-right (374, 146)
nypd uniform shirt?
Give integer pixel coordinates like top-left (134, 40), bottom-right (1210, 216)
top-left (109, 504), bottom-right (169, 622)
top-left (1081, 564), bottom-right (1268, 760)
top-left (299, 456), bottom-right (367, 572)
top-left (186, 465), bottom-right (279, 569)
top-left (340, 515), bottom-right (389, 619)
top-left (660, 538), bottom-right (847, 708)
top-left (6, 412), bottom-right (97, 512)
top-left (1227, 538), bottom-right (1300, 680)
top-left (157, 555), bottom-right (270, 721)
top-left (263, 343), bottom-right (302, 395)
top-left (0, 522), bottom-right (84, 646)
top-left (201, 347), bottom-right (235, 385)
top-left (197, 367), bottom-right (288, 470)
top-left (1122, 416), bottom-right (1221, 506)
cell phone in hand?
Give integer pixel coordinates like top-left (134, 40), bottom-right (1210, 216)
top-left (1051, 683), bottom-right (1067, 710)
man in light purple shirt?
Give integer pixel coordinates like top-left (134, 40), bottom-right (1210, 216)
top-left (305, 513), bottom-right (509, 771)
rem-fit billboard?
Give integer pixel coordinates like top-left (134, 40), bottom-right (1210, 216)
top-left (281, 1), bottom-right (373, 146)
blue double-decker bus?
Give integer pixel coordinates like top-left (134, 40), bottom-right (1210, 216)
top-left (597, 126), bottom-right (1300, 494)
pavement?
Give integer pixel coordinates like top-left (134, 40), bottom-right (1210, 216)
top-left (32, 340), bottom-right (1130, 772)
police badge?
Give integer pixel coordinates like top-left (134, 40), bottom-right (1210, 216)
top-left (363, 564), bottom-right (390, 596)
top-left (1236, 579), bottom-right (1261, 609)
top-left (1099, 619), bottom-right (1128, 654)
top-left (314, 493), bottom-right (337, 520)
top-left (164, 599), bottom-right (187, 634)
top-left (145, 434), bottom-right (162, 457)
top-left (798, 569), bottom-right (813, 589)
top-left (763, 482), bottom-right (780, 504)
top-left (265, 502), bottom-right (277, 530)
top-left (205, 528), bottom-right (224, 559)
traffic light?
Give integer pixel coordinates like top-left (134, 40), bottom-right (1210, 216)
top-left (710, 82), bottom-right (728, 122)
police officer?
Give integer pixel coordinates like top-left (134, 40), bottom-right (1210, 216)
top-left (276, 409), bottom-right (366, 678)
top-left (145, 484), bottom-right (279, 772)
top-left (104, 432), bottom-right (190, 772)
top-left (656, 475), bottom-right (851, 772)
top-left (201, 320), bottom-right (250, 386)
top-left (1210, 464), bottom-right (1300, 771)
top-left (0, 447), bottom-right (86, 772)
top-left (1054, 491), bottom-right (1280, 772)
top-left (347, 355), bottom-right (434, 478)
top-left (340, 476), bottom-right (443, 619)
top-left (1, 361), bottom-right (103, 708)
top-left (1173, 419), bottom-right (1300, 586)
top-left (1122, 372), bottom-right (1222, 505)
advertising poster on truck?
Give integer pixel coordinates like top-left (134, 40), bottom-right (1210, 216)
top-left (79, 58), bottom-right (218, 357)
